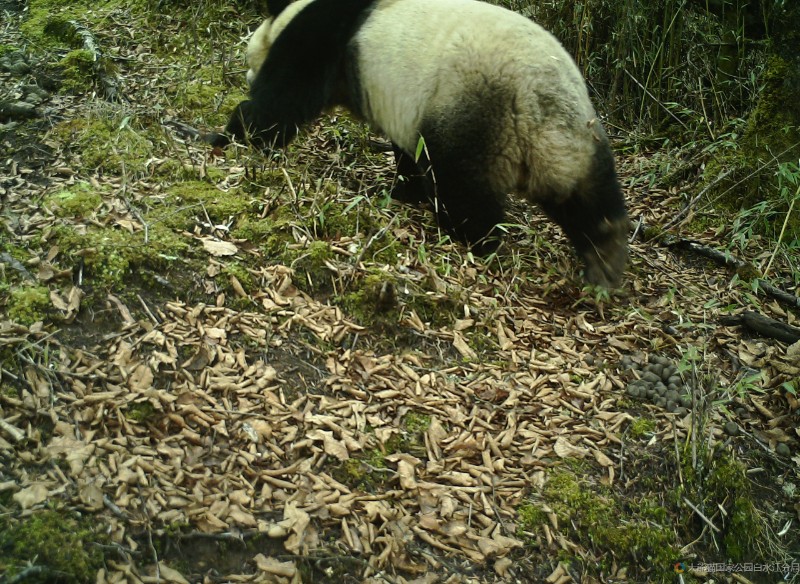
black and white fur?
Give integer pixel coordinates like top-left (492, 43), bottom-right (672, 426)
top-left (210, 0), bottom-right (629, 288)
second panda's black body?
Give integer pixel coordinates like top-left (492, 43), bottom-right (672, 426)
top-left (211, 0), bottom-right (629, 288)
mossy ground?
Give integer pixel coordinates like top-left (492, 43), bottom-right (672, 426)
top-left (0, 510), bottom-right (107, 582)
top-left (332, 411), bottom-right (431, 491)
top-left (7, 285), bottom-right (51, 324)
top-left (515, 460), bottom-right (678, 582)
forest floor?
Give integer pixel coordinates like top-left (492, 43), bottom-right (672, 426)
top-left (1, 1), bottom-right (799, 583)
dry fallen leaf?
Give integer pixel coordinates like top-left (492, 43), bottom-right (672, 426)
top-left (78, 482), bottom-right (104, 510)
top-left (554, 436), bottom-right (589, 459)
top-left (254, 554), bottom-right (296, 577)
top-left (12, 483), bottom-right (49, 509)
top-left (202, 238), bottom-right (238, 256)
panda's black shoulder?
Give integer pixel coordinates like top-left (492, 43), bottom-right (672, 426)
top-left (267, 0), bottom-right (292, 16)
top-left (249, 0), bottom-right (381, 122)
top-left (272, 0), bottom-right (379, 52)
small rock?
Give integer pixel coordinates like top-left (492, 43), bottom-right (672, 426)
top-left (665, 389), bottom-right (679, 402)
top-left (666, 401), bottom-right (677, 413)
top-left (655, 397), bottom-right (666, 408)
top-left (723, 421), bottom-right (739, 436)
top-left (662, 366), bottom-right (677, 381)
top-left (668, 375), bottom-right (682, 385)
top-left (674, 407), bottom-right (688, 416)
top-left (679, 396), bottom-right (692, 408)
top-left (626, 385), bottom-right (640, 398)
top-left (776, 443), bottom-right (791, 456)
top-left (584, 355), bottom-right (595, 366)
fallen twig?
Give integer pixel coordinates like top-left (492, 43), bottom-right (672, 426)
top-left (719, 311), bottom-right (800, 343)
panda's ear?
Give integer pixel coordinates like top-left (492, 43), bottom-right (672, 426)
top-left (267, 0), bottom-right (291, 16)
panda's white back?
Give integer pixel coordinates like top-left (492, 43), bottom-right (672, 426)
top-left (353, 0), bottom-right (600, 197)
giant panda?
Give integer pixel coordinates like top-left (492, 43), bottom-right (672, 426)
top-left (209, 0), bottom-right (629, 288)
top-left (244, 19), bottom-right (272, 87)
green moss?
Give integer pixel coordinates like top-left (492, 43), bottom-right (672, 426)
top-left (335, 272), bottom-right (398, 326)
top-left (45, 183), bottom-right (103, 218)
top-left (403, 412), bottom-right (431, 433)
top-left (59, 49), bottom-right (95, 93)
top-left (126, 401), bottom-right (156, 422)
top-left (167, 79), bottom-right (243, 125)
top-left (220, 262), bottom-right (255, 302)
top-left (316, 199), bottom-right (377, 240)
top-left (21, 9), bottom-right (81, 49)
top-left (332, 452), bottom-right (390, 492)
top-left (516, 502), bottom-right (548, 544)
top-left (292, 241), bottom-right (335, 293)
top-left (705, 456), bottom-right (761, 561)
top-left (0, 510), bottom-right (106, 582)
top-left (163, 181), bottom-right (258, 230)
top-left (231, 218), bottom-right (276, 242)
top-left (8, 286), bottom-right (50, 325)
top-left (407, 291), bottom-right (459, 329)
top-left (543, 465), bottom-right (677, 581)
top-left (50, 117), bottom-right (157, 176)
top-left (629, 417), bottom-right (656, 439)
top-left (700, 56), bottom-right (800, 240)
top-left (51, 219), bottom-right (191, 290)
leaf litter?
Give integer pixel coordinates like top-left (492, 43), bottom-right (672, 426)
top-left (1, 2), bottom-right (799, 583)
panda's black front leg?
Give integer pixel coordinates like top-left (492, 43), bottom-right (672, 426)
top-left (425, 161), bottom-right (506, 255)
top-left (433, 184), bottom-right (505, 255)
top-left (390, 144), bottom-right (432, 204)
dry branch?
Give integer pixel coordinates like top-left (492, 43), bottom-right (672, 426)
top-left (639, 225), bottom-right (800, 311)
top-left (719, 311), bottom-right (800, 344)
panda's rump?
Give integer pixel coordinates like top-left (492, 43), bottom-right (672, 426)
top-left (353, 0), bottom-right (600, 201)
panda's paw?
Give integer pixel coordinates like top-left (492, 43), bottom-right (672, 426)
top-left (203, 131), bottom-right (232, 149)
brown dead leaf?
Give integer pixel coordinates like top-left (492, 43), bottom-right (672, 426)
top-left (78, 482), bottom-right (104, 510)
top-left (495, 556), bottom-right (514, 577)
top-left (202, 238), bottom-right (238, 256)
top-left (397, 459), bottom-right (417, 489)
top-left (593, 449), bottom-right (614, 467)
top-left (228, 505), bottom-right (257, 527)
top-left (13, 483), bottom-right (49, 509)
top-left (282, 501), bottom-right (311, 554)
top-left (452, 331), bottom-right (477, 360)
top-left (154, 562), bottom-right (190, 584)
top-left (554, 436), bottom-right (588, 459)
top-left (475, 532), bottom-right (522, 557)
top-left (254, 554), bottom-right (296, 577)
top-left (308, 429), bottom-right (350, 460)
